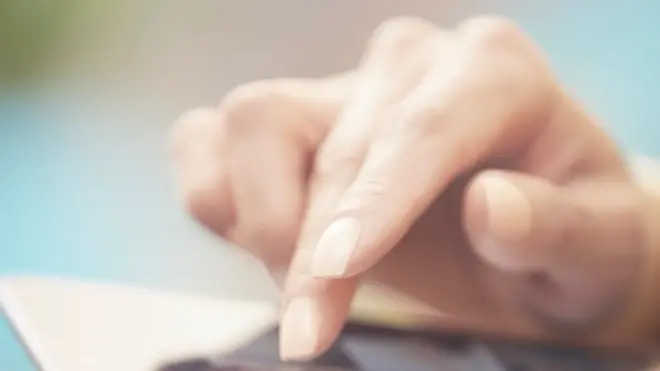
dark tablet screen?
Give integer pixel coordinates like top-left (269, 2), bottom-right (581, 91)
top-left (157, 322), bottom-right (657, 371)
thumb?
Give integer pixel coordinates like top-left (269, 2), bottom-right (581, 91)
top-left (463, 170), bottom-right (647, 332)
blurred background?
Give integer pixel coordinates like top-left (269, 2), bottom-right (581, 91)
top-left (1, 0), bottom-right (659, 369)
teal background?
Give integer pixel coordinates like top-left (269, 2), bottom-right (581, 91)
top-left (1, 2), bottom-right (658, 370)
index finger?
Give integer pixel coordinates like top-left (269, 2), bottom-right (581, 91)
top-left (279, 17), bottom-right (441, 361)
top-left (309, 17), bottom-right (560, 278)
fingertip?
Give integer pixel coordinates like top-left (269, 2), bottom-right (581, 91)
top-left (464, 171), bottom-right (538, 271)
top-left (279, 297), bottom-right (324, 361)
top-left (279, 279), bottom-right (356, 361)
top-left (480, 172), bottom-right (534, 242)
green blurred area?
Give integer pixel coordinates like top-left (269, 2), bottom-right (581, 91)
top-left (0, 0), bottom-right (90, 84)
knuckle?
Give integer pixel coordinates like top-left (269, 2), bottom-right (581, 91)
top-left (313, 146), bottom-right (364, 181)
top-left (339, 178), bottom-right (387, 212)
top-left (169, 107), bottom-right (218, 159)
top-left (380, 100), bottom-right (447, 141)
top-left (220, 81), bottom-right (283, 137)
top-left (456, 16), bottom-right (557, 117)
top-left (460, 15), bottom-right (523, 50)
top-left (406, 100), bottom-right (449, 136)
top-left (369, 16), bottom-right (435, 54)
top-left (174, 107), bottom-right (217, 131)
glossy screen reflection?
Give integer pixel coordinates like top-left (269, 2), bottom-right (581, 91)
top-left (157, 323), bottom-right (656, 371)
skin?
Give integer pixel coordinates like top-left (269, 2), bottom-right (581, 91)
top-left (169, 16), bottom-right (660, 361)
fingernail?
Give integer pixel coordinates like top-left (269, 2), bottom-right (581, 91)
top-left (279, 297), bottom-right (322, 361)
top-left (310, 217), bottom-right (362, 278)
top-left (481, 175), bottom-right (532, 242)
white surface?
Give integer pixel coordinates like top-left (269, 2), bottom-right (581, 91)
top-left (0, 275), bottom-right (449, 371)
top-left (0, 276), bottom-right (278, 371)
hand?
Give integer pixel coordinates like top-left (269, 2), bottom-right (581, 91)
top-left (170, 16), bottom-right (660, 361)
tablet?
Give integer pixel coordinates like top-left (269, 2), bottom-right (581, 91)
top-left (157, 321), bottom-right (657, 371)
top-left (1, 276), bottom-right (657, 371)
top-left (0, 276), bottom-right (278, 371)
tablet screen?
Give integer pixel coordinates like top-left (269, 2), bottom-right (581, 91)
top-left (157, 323), bottom-right (656, 371)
